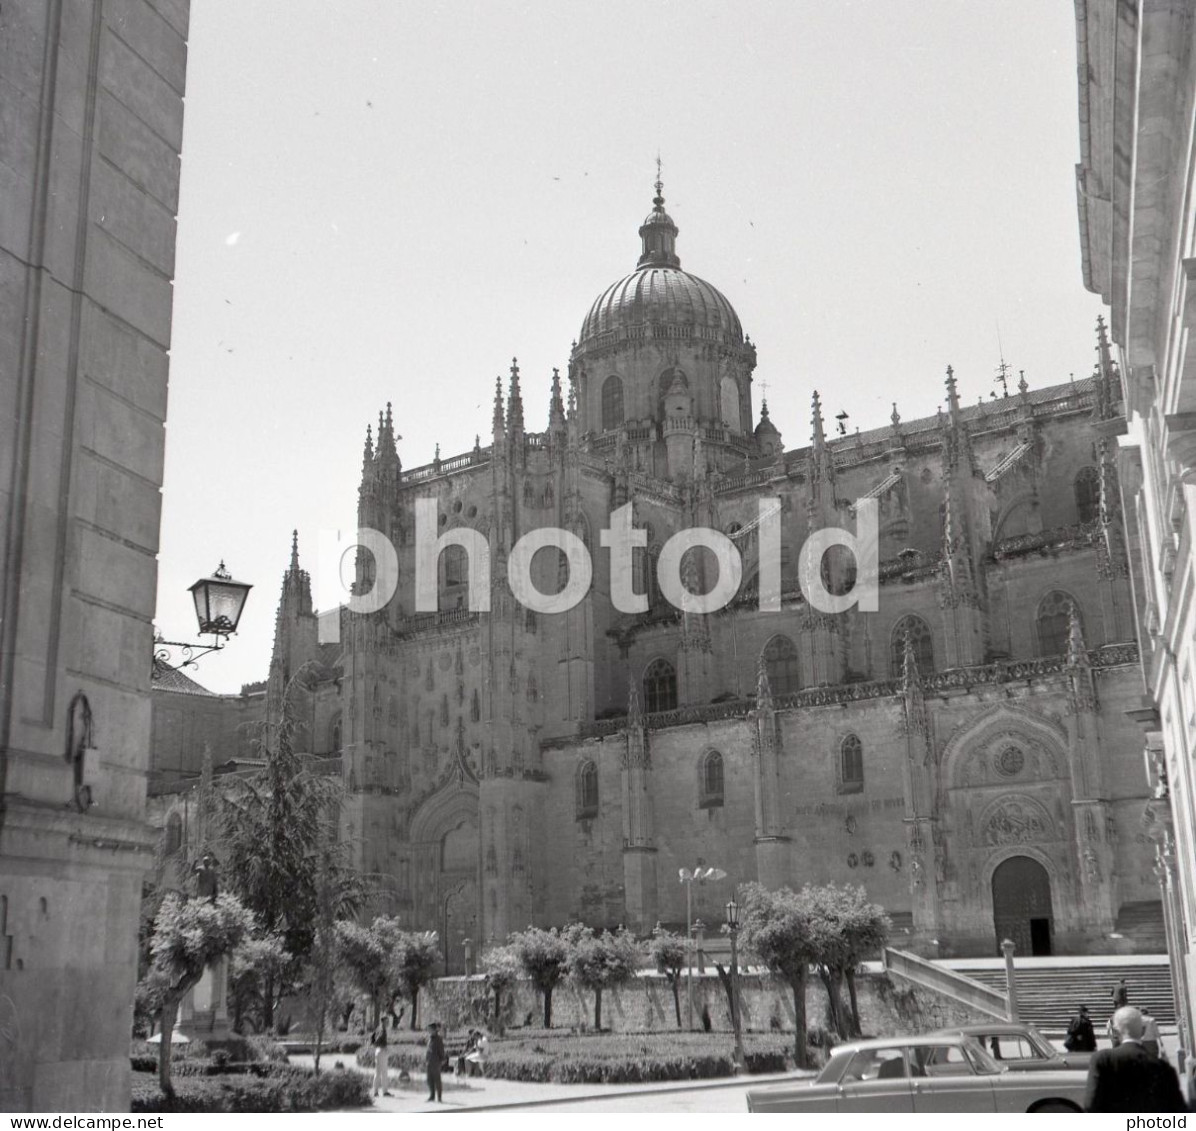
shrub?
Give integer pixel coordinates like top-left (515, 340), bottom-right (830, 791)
top-left (130, 1067), bottom-right (373, 1112)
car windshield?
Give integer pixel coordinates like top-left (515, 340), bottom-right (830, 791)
top-left (962, 1037), bottom-right (1004, 1075)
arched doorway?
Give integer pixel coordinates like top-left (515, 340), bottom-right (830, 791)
top-left (992, 856), bottom-right (1053, 956)
top-left (440, 818), bottom-right (478, 975)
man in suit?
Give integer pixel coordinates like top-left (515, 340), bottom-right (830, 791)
top-left (1084, 1007), bottom-right (1187, 1112)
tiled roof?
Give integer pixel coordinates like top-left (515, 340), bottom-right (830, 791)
top-left (151, 657), bottom-right (217, 697)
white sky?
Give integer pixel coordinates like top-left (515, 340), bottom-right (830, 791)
top-left (155, 0), bottom-right (1104, 694)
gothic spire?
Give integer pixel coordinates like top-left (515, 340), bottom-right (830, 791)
top-left (756, 653), bottom-right (774, 712)
top-left (548, 366), bottom-right (566, 433)
top-left (1067, 601), bottom-right (1089, 668)
top-left (945, 365), bottom-right (961, 421)
top-left (1094, 315), bottom-right (1118, 420)
top-left (507, 357), bottom-right (525, 437)
top-left (812, 389), bottom-right (826, 450)
top-left (492, 375), bottom-right (505, 439)
top-left (290, 528), bottom-right (300, 573)
top-left (362, 422), bottom-right (374, 469)
top-left (628, 679), bottom-right (644, 728)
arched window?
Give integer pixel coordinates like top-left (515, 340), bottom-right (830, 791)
top-left (329, 715), bottom-right (343, 752)
top-left (839, 734), bottom-right (864, 794)
top-left (1037, 591), bottom-right (1078, 657)
top-left (1074, 467), bottom-right (1101, 524)
top-left (762, 635), bottom-right (800, 697)
top-left (643, 658), bottom-right (678, 713)
top-left (700, 751), bottom-right (725, 808)
top-left (576, 760), bottom-right (599, 819)
top-left (441, 544), bottom-right (469, 610)
top-left (164, 812), bottom-right (183, 856)
top-left (601, 376), bottom-right (624, 432)
top-left (891, 615), bottom-right (934, 676)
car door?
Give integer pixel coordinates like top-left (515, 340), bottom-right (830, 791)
top-left (836, 1047), bottom-right (914, 1113)
top-left (907, 1043), bottom-right (996, 1113)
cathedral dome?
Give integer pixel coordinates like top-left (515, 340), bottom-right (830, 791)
top-left (576, 180), bottom-right (744, 351)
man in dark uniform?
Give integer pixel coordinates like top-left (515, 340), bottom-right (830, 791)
top-left (426, 1021), bottom-right (445, 1103)
top-left (1084, 1007), bottom-right (1187, 1113)
top-left (1065, 1005), bottom-right (1097, 1053)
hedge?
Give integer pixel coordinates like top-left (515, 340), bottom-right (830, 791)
top-left (355, 1030), bottom-right (793, 1084)
top-left (130, 1068), bottom-right (372, 1113)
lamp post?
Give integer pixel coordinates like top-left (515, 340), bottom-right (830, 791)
top-left (726, 895), bottom-right (745, 1072)
top-left (153, 562), bottom-right (252, 672)
top-left (679, 865), bottom-right (726, 1030)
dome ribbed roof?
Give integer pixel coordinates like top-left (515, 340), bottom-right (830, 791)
top-left (575, 176), bottom-right (745, 351)
top-left (578, 268), bottom-right (744, 347)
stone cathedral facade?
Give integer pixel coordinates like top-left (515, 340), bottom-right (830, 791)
top-left (260, 185), bottom-right (1160, 962)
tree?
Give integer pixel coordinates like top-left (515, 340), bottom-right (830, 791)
top-left (508, 925), bottom-right (577, 1029)
top-left (569, 927), bottom-right (641, 1030)
top-left (217, 673), bottom-right (359, 1030)
top-left (307, 841), bottom-right (341, 1074)
top-left (335, 916), bottom-right (398, 1028)
top-left (649, 925), bottom-right (687, 1029)
top-left (145, 892), bottom-right (253, 1097)
top-left (803, 885), bottom-right (853, 1039)
top-left (392, 930), bottom-right (440, 1030)
top-left (480, 944), bottom-right (521, 1035)
top-left (228, 931), bottom-right (290, 1034)
top-left (835, 885), bottom-right (890, 1036)
top-left (738, 882), bottom-right (818, 1068)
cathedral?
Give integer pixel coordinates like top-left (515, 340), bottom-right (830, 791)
top-left (206, 182), bottom-right (1159, 963)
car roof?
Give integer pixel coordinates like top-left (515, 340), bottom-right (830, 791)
top-left (936, 1024), bottom-right (1033, 1034)
top-left (830, 1035), bottom-right (974, 1055)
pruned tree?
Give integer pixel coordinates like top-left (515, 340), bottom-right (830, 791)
top-left (738, 882), bottom-right (818, 1068)
top-left (835, 885), bottom-right (890, 1036)
top-left (508, 925), bottom-right (578, 1029)
top-left (569, 927), bottom-right (641, 1030)
top-left (393, 929), bottom-right (440, 1030)
top-left (480, 943), bottom-right (522, 1035)
top-left (649, 924), bottom-right (687, 1028)
top-left (145, 892), bottom-right (253, 1097)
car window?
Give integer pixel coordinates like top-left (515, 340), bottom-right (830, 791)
top-left (988, 1035), bottom-right (1039, 1060)
top-left (842, 1047), bottom-right (907, 1082)
top-left (961, 1038), bottom-right (1002, 1075)
top-left (909, 1044), bottom-right (973, 1077)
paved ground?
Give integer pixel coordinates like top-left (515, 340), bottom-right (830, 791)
top-left (288, 1028), bottom-right (1183, 1113)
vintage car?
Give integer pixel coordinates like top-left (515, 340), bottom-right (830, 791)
top-left (934, 1022), bottom-right (1094, 1072)
top-left (745, 1034), bottom-right (1089, 1113)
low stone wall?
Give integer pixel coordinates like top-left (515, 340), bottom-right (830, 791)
top-left (414, 968), bottom-right (991, 1037)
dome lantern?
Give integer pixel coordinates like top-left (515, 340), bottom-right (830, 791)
top-left (637, 167), bottom-right (681, 270)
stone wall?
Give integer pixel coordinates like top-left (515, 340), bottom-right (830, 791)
top-left (0, 0), bottom-right (190, 1112)
top-left (412, 969), bottom-right (991, 1040)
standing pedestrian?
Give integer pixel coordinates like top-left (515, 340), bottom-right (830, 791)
top-left (426, 1021), bottom-right (445, 1103)
top-left (1112, 978), bottom-right (1129, 1009)
top-left (371, 1016), bottom-right (391, 1097)
top-left (1065, 1005), bottom-right (1097, 1053)
top-left (1141, 1007), bottom-right (1163, 1058)
top-left (1083, 1007), bottom-right (1186, 1112)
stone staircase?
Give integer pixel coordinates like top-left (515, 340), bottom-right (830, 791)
top-left (950, 958), bottom-right (1176, 1031)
